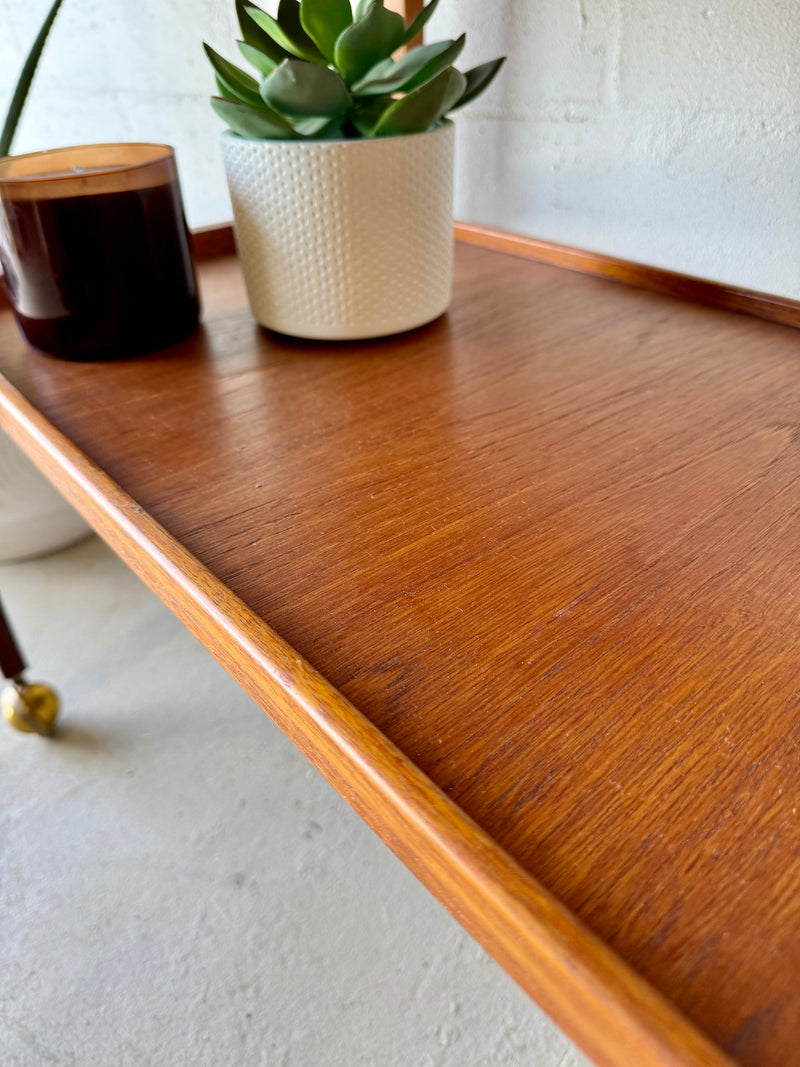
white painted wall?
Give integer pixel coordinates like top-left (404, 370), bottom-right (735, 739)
top-left (1, 0), bottom-right (797, 296)
top-left (0, 0), bottom-right (237, 230)
top-left (431, 0), bottom-right (800, 298)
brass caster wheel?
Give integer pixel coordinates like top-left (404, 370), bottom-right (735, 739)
top-left (1, 676), bottom-right (59, 736)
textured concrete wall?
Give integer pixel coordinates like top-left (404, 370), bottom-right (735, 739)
top-left (0, 0), bottom-right (236, 229)
top-left (430, 0), bottom-right (800, 297)
top-left (1, 0), bottom-right (797, 296)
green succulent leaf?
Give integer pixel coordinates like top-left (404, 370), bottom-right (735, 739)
top-left (401, 0), bottom-right (441, 45)
top-left (334, 3), bottom-right (405, 86)
top-left (211, 95), bottom-right (299, 139)
top-left (236, 0), bottom-right (291, 64)
top-left (349, 95), bottom-right (394, 137)
top-left (299, 0), bottom-right (352, 63)
top-left (244, 3), bottom-right (323, 64)
top-left (277, 0), bottom-right (325, 62)
top-left (372, 64), bottom-right (466, 136)
top-left (237, 40), bottom-right (279, 77)
top-left (292, 115), bottom-right (345, 138)
top-left (352, 35), bottom-right (464, 96)
top-left (451, 56), bottom-right (506, 110)
top-left (215, 75), bottom-right (265, 110)
top-left (209, 0), bottom-right (505, 141)
top-left (261, 60), bottom-right (351, 119)
top-left (204, 44), bottom-right (264, 108)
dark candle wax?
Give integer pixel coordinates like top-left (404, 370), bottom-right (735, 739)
top-left (0, 178), bottom-right (199, 360)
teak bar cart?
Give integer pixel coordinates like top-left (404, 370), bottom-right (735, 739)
top-left (2, 3), bottom-right (800, 1061)
top-left (1, 219), bottom-right (799, 1067)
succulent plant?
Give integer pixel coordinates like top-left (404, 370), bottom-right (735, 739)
top-left (205, 0), bottom-right (504, 140)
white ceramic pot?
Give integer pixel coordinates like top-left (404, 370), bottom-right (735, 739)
top-left (0, 432), bottom-right (90, 561)
top-left (221, 121), bottom-right (454, 341)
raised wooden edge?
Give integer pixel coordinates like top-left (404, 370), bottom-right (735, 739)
top-left (191, 223), bottom-right (236, 261)
top-left (455, 222), bottom-right (800, 330)
top-left (0, 372), bottom-right (734, 1067)
top-left (5, 220), bottom-right (798, 334)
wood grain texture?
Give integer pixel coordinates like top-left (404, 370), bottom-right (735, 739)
top-left (1, 241), bottom-right (799, 1066)
top-left (456, 222), bottom-right (800, 329)
top-left (0, 325), bottom-right (728, 1067)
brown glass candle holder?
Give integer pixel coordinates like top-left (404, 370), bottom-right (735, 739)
top-left (0, 143), bottom-right (199, 360)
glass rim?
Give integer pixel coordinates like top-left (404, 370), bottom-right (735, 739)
top-left (0, 142), bottom-right (175, 185)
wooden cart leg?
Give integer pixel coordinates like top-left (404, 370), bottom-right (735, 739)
top-left (0, 595), bottom-right (59, 736)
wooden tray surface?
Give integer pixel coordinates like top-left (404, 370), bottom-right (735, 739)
top-left (1, 238), bottom-right (798, 1067)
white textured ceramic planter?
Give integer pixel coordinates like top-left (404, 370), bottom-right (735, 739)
top-left (0, 432), bottom-right (89, 561)
top-left (221, 121), bottom-right (454, 341)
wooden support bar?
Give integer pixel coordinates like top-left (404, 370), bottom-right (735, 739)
top-left (0, 596), bottom-right (25, 679)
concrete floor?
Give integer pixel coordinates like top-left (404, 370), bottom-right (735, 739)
top-left (0, 535), bottom-right (590, 1067)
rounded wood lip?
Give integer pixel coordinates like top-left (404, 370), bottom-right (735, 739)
top-left (4, 220), bottom-right (800, 332)
top-left (0, 364), bottom-right (733, 1067)
top-left (454, 221), bottom-right (800, 328)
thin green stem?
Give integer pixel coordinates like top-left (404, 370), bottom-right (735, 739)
top-left (0, 0), bottom-right (64, 157)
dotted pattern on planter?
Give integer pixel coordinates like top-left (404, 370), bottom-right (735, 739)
top-left (221, 124), bottom-right (454, 340)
